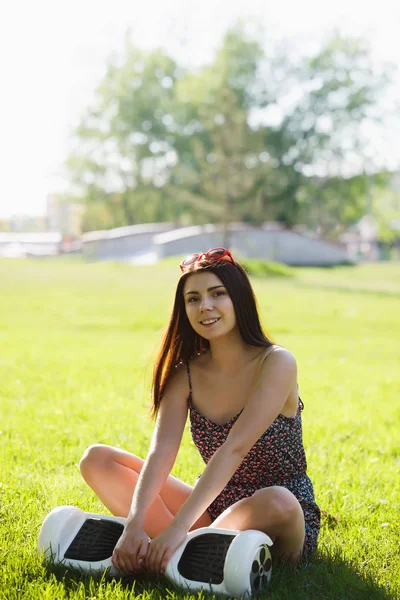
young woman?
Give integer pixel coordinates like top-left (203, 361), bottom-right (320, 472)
top-left (80, 248), bottom-right (320, 576)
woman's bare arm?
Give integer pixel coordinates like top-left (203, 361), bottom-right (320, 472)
top-left (127, 367), bottom-right (189, 527)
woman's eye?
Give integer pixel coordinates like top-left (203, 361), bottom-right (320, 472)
top-left (187, 297), bottom-right (198, 303)
top-left (214, 291), bottom-right (225, 297)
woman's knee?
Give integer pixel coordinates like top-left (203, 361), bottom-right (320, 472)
top-left (79, 444), bottom-right (115, 478)
top-left (252, 486), bottom-right (302, 528)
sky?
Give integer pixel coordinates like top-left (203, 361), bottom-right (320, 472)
top-left (0, 0), bottom-right (399, 219)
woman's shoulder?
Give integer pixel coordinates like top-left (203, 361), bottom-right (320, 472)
top-left (188, 346), bottom-right (296, 367)
top-left (165, 361), bottom-right (191, 396)
top-left (260, 344), bottom-right (297, 371)
top-left (264, 344), bottom-right (295, 356)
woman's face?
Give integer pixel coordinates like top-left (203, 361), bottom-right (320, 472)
top-left (183, 271), bottom-right (237, 339)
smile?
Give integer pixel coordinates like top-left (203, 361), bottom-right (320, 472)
top-left (200, 318), bottom-right (220, 326)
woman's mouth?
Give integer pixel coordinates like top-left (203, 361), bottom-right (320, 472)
top-left (200, 317), bottom-right (220, 328)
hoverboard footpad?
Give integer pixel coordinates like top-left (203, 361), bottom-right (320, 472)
top-left (178, 533), bottom-right (236, 584)
top-left (65, 518), bottom-right (124, 561)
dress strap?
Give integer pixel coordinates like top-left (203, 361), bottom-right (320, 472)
top-left (186, 362), bottom-right (193, 397)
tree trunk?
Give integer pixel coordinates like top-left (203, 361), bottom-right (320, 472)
top-left (222, 193), bottom-right (233, 248)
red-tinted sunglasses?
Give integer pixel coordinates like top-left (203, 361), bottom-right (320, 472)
top-left (180, 247), bottom-right (235, 272)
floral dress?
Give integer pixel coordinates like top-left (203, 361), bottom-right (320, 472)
top-left (187, 364), bottom-right (321, 557)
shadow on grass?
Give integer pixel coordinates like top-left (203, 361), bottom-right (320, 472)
top-left (43, 554), bottom-right (395, 600)
top-left (44, 564), bottom-right (166, 598)
top-left (265, 553), bottom-right (394, 600)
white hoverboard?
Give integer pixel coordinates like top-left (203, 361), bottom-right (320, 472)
top-left (38, 506), bottom-right (273, 598)
top-left (165, 526), bottom-right (273, 598)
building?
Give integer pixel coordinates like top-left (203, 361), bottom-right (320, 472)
top-left (46, 194), bottom-right (84, 237)
top-left (82, 222), bottom-right (349, 266)
top-left (0, 232), bottom-right (62, 257)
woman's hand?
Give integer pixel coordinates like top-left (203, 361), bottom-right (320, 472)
top-left (112, 521), bottom-right (149, 575)
top-left (145, 522), bottom-right (188, 574)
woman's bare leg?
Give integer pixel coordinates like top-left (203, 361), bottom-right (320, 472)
top-left (79, 444), bottom-right (211, 538)
top-left (211, 486), bottom-right (305, 563)
top-left (80, 447), bottom-right (304, 560)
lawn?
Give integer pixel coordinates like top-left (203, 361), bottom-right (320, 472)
top-left (0, 258), bottom-right (399, 600)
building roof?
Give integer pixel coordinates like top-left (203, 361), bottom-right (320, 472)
top-left (0, 232), bottom-right (62, 243)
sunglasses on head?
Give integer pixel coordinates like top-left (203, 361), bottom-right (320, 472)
top-left (180, 247), bottom-right (235, 272)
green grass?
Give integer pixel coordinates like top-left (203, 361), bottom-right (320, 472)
top-left (0, 258), bottom-right (399, 600)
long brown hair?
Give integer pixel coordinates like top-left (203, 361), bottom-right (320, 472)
top-left (151, 258), bottom-right (273, 418)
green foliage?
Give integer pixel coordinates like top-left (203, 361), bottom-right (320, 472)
top-left (63, 24), bottom-right (396, 235)
top-left (66, 42), bottom-right (183, 231)
top-left (236, 257), bottom-right (295, 278)
top-left (298, 172), bottom-right (370, 236)
top-left (372, 184), bottom-right (400, 244)
top-left (160, 255), bottom-right (295, 277)
top-left (0, 259), bottom-right (399, 598)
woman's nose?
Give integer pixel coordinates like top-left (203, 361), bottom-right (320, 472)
top-left (199, 297), bottom-right (213, 312)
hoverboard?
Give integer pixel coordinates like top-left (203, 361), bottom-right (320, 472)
top-left (38, 506), bottom-right (273, 598)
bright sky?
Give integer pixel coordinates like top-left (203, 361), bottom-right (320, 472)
top-left (1, 0), bottom-right (399, 218)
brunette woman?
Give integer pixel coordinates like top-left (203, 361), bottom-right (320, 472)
top-left (80, 248), bottom-right (320, 575)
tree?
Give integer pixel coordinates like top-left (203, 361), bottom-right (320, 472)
top-left (64, 25), bottom-right (396, 235)
top-left (260, 34), bottom-right (391, 227)
top-left (169, 28), bottom-right (392, 235)
top-left (296, 171), bottom-right (390, 238)
top-left (66, 40), bottom-right (183, 231)
top-left (169, 25), bottom-right (272, 245)
top-left (372, 175), bottom-right (400, 245)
